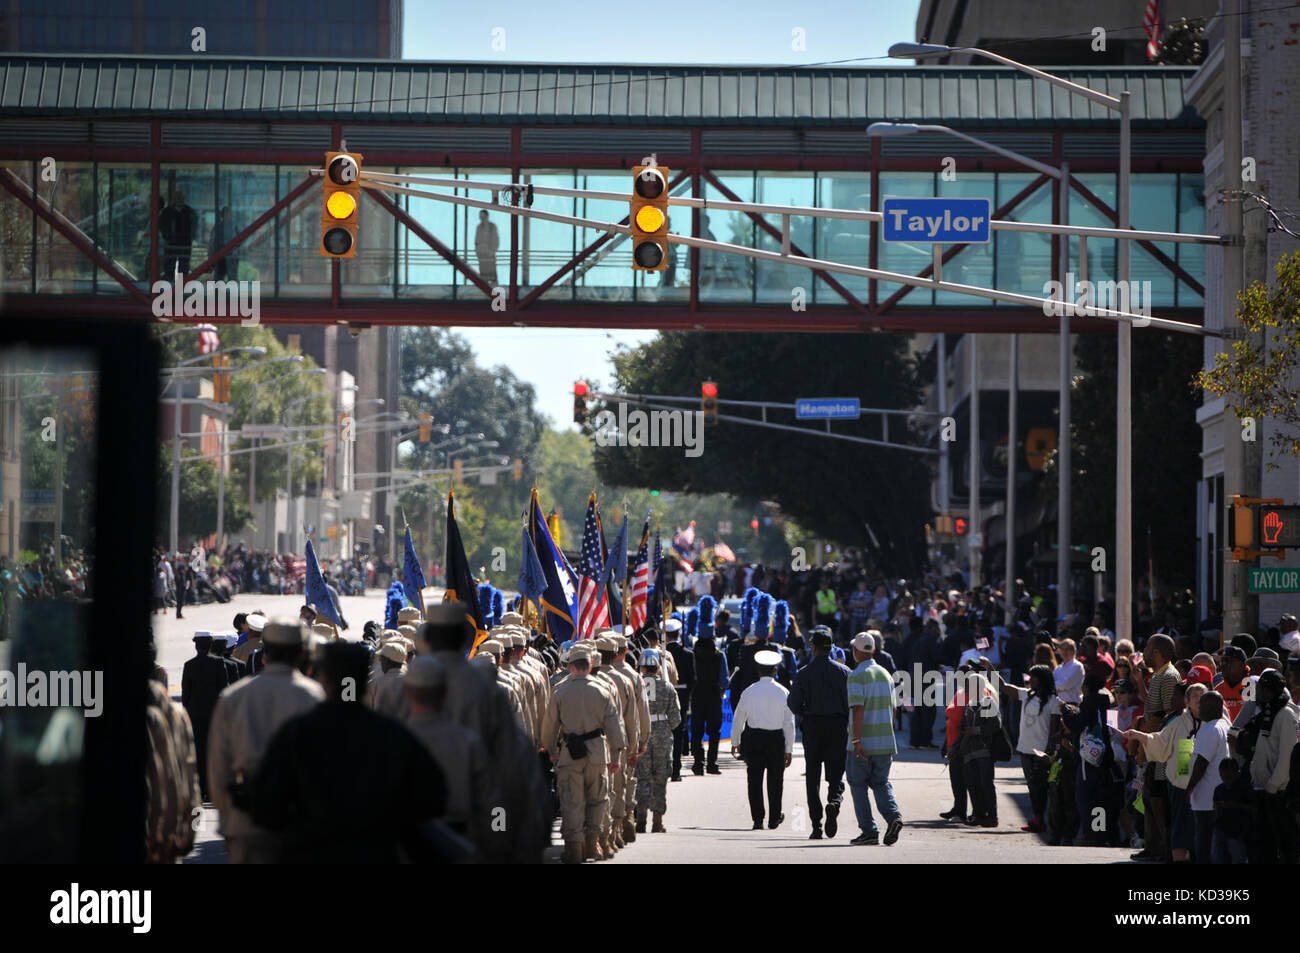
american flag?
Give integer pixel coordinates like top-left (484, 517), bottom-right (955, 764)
top-left (197, 324), bottom-right (220, 355)
top-left (672, 521), bottom-right (696, 557)
top-left (628, 511), bottom-right (652, 631)
top-left (1143, 0), bottom-right (1162, 60)
top-left (576, 494), bottom-right (610, 638)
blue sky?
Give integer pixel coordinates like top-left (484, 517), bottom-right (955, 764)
top-left (402, 0), bottom-right (922, 427)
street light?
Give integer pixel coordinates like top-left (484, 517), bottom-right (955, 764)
top-left (867, 121), bottom-right (1073, 615)
top-left (887, 40), bottom-right (1132, 641)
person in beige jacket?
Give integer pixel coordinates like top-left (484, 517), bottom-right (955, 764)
top-left (543, 643), bottom-right (625, 864)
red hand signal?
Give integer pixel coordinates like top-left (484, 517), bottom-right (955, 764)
top-left (1264, 510), bottom-right (1283, 545)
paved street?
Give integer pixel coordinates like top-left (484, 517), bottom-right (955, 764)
top-left (598, 745), bottom-right (1124, 865)
top-left (162, 595), bottom-right (1126, 865)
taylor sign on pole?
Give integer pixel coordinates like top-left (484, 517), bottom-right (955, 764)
top-left (881, 197), bottom-right (993, 244)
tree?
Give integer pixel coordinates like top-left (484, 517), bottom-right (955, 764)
top-left (1197, 251), bottom-right (1300, 466)
top-left (1156, 18), bottom-right (1207, 67)
top-left (156, 447), bottom-right (253, 545)
top-left (1065, 330), bottom-right (1202, 590)
top-left (589, 331), bottom-right (932, 574)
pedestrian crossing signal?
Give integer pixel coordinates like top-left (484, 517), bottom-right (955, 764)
top-left (630, 165), bottom-right (670, 271)
top-left (320, 151), bottom-right (363, 259)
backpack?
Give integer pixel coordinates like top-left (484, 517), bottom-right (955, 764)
top-left (1080, 721), bottom-right (1109, 768)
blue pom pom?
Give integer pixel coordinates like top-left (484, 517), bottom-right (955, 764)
top-left (491, 589), bottom-right (504, 627)
top-left (753, 593), bottom-right (773, 638)
top-left (772, 600), bottom-right (790, 643)
top-left (685, 608), bottom-right (699, 637)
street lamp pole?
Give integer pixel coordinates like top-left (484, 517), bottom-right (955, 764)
top-left (887, 44), bottom-right (1130, 639)
top-left (868, 121), bottom-right (1072, 612)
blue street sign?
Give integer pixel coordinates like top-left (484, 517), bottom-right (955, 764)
top-left (881, 197), bottom-right (992, 244)
top-left (795, 398), bottom-right (860, 420)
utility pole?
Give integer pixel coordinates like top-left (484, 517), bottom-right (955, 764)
top-left (969, 337), bottom-right (981, 589)
top-left (1221, 0), bottom-right (1250, 638)
top-left (53, 374), bottom-right (65, 568)
top-left (1005, 333), bottom-right (1018, 621)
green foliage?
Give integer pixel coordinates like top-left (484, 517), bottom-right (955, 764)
top-left (155, 446), bottom-right (253, 545)
top-left (588, 330), bottom-right (932, 573)
top-left (1197, 251), bottom-right (1300, 464)
top-left (1068, 330), bottom-right (1202, 589)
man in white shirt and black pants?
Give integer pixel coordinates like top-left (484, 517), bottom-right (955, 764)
top-left (731, 649), bottom-right (796, 830)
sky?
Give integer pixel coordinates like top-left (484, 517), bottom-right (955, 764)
top-left (402, 0), bottom-right (922, 427)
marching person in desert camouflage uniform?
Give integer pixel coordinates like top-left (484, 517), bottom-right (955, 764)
top-left (542, 641), bottom-right (625, 864)
top-left (634, 647), bottom-right (681, 834)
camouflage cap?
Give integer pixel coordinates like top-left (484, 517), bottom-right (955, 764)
top-left (397, 606), bottom-right (423, 624)
top-left (378, 641), bottom-right (408, 664)
top-left (501, 611), bottom-right (525, 626)
top-left (478, 639), bottom-right (504, 658)
top-left (397, 624), bottom-right (418, 639)
top-left (595, 634), bottom-right (619, 653)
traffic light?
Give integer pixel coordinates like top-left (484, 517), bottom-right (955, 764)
top-left (320, 151), bottom-right (363, 259)
top-left (701, 380), bottom-right (718, 424)
top-left (750, 517), bottom-right (759, 535)
top-left (630, 164), bottom-right (670, 271)
top-left (512, 458), bottom-right (523, 481)
top-left (574, 380), bottom-right (589, 424)
top-left (1258, 504), bottom-right (1300, 548)
top-left (418, 412), bottom-right (432, 443)
top-left (452, 458), bottom-right (464, 482)
top-left (954, 516), bottom-right (967, 536)
top-left (212, 354), bottom-right (230, 403)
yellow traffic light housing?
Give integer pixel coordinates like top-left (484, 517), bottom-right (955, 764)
top-left (452, 458), bottom-right (464, 482)
top-left (212, 353), bottom-right (231, 403)
top-left (512, 458), bottom-right (523, 481)
top-left (630, 164), bottom-right (670, 271)
top-left (320, 151), bottom-right (363, 259)
top-left (418, 412), bottom-right (432, 443)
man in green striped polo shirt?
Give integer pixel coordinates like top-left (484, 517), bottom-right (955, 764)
top-left (846, 631), bottom-right (903, 846)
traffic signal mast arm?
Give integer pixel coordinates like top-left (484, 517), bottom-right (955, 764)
top-left (338, 167), bottom-right (1225, 336)
top-left (588, 389), bottom-right (941, 455)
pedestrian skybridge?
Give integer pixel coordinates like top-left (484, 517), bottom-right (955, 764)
top-left (0, 56), bottom-right (1208, 333)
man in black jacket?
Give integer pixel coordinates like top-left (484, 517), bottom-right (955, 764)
top-left (181, 632), bottom-right (231, 799)
top-left (690, 636), bottom-right (728, 776)
top-left (665, 619), bottom-right (694, 781)
top-left (252, 642), bottom-right (447, 862)
top-left (787, 629), bottom-right (851, 839)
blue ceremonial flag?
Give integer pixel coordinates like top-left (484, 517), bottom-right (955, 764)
top-left (517, 524), bottom-right (547, 604)
top-left (528, 488), bottom-right (578, 642)
top-left (647, 526), bottom-right (665, 626)
top-left (601, 513), bottom-right (629, 589)
top-left (402, 526), bottom-right (427, 615)
top-left (597, 508), bottom-right (623, 627)
top-left (304, 539), bottom-right (343, 628)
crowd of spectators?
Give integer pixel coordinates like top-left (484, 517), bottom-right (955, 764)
top-left (667, 553), bottom-right (1299, 862)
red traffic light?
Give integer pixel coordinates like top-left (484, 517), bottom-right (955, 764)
top-left (574, 380), bottom-right (589, 397)
top-left (954, 517), bottom-right (967, 535)
top-left (701, 381), bottom-right (718, 398)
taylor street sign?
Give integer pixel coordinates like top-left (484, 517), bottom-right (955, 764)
top-left (881, 197), bottom-right (992, 244)
top-left (1248, 567), bottom-right (1300, 593)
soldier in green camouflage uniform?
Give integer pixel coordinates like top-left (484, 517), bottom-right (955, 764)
top-left (635, 648), bottom-right (681, 833)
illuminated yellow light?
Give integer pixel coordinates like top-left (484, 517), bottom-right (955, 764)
top-left (326, 191), bottom-right (357, 219)
top-left (635, 205), bottom-right (665, 233)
